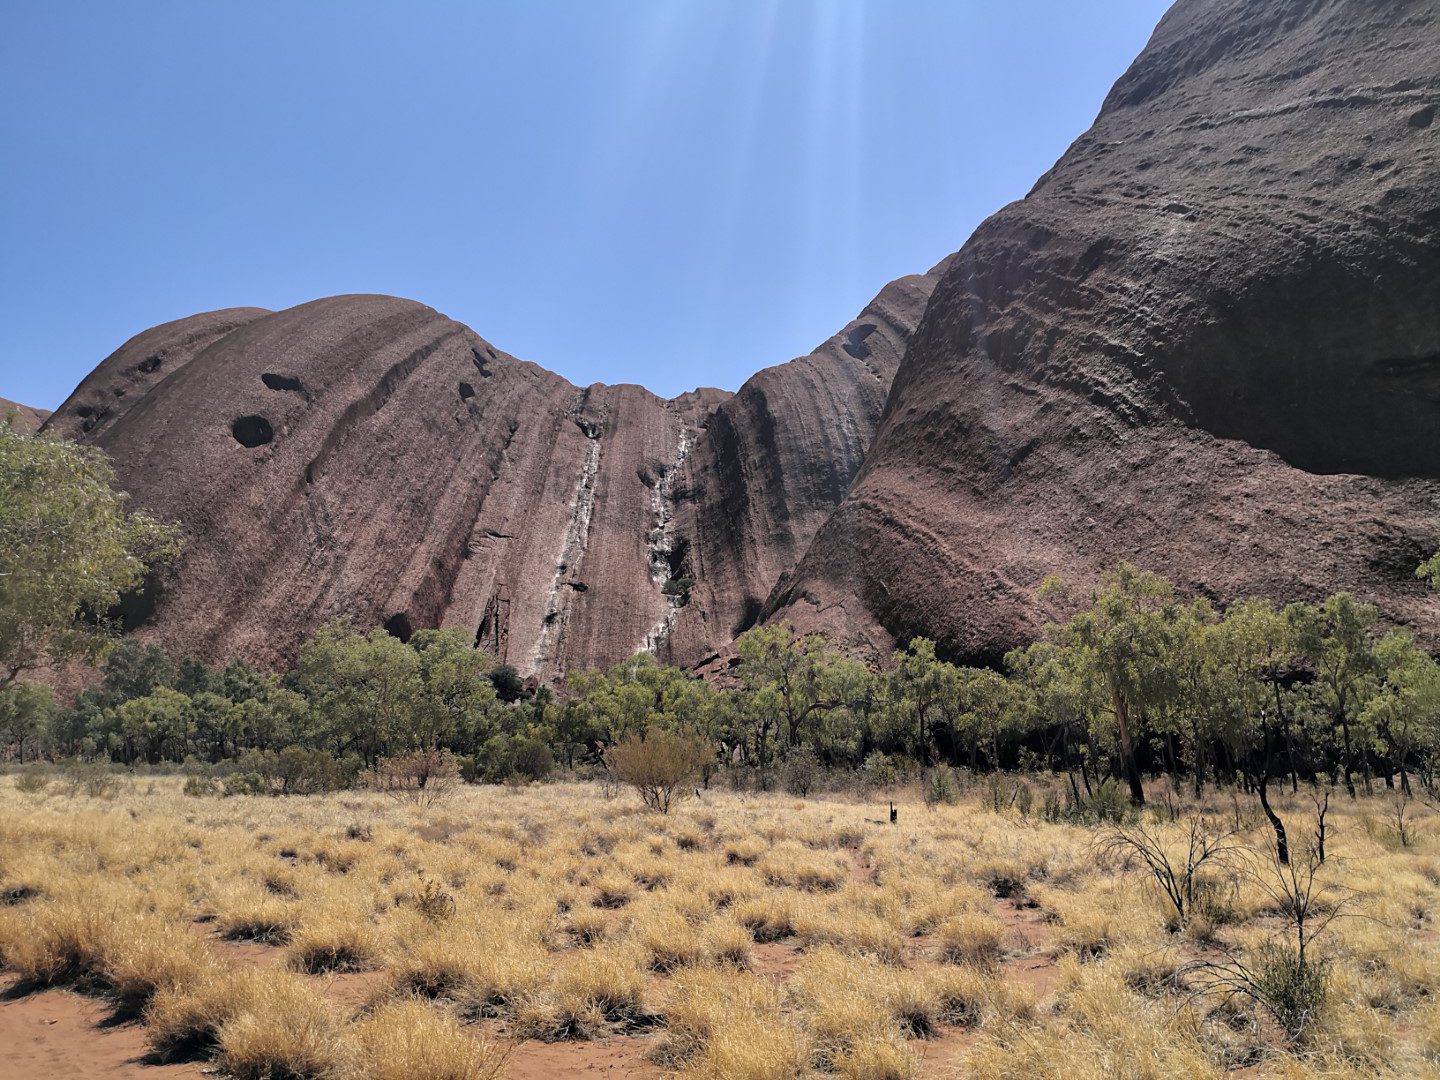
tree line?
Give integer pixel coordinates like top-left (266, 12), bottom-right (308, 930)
top-left (3, 563), bottom-right (1437, 806)
top-left (4, 417), bottom-right (1439, 804)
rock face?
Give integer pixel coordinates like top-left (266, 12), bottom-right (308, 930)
top-left (42, 268), bottom-right (945, 678)
top-left (35, 0), bottom-right (1440, 678)
top-left (770, 0), bottom-right (1440, 662)
top-left (1, 398), bottom-right (50, 434)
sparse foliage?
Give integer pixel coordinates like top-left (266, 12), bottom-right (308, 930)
top-left (0, 427), bottom-right (180, 688)
top-left (1098, 816), bottom-right (1238, 928)
top-left (604, 726), bottom-right (710, 813)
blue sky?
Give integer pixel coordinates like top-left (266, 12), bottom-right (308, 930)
top-left (0, 1), bottom-right (1171, 408)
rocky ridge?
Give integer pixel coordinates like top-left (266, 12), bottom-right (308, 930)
top-left (41, 267), bottom-right (945, 679)
top-left (768, 0), bottom-right (1440, 663)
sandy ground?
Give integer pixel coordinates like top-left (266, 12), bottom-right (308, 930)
top-left (0, 975), bottom-right (208, 1080)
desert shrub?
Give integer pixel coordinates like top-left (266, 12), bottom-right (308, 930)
top-left (924, 767), bottom-right (958, 807)
top-left (604, 726), bottom-right (710, 813)
top-left (1251, 940), bottom-right (1328, 1041)
top-left (1041, 787), bottom-right (1065, 823)
top-left (14, 763), bottom-right (49, 794)
top-left (223, 771), bottom-right (269, 797)
top-left (57, 759), bottom-right (118, 798)
top-left (1098, 816), bottom-right (1237, 929)
top-left (1191, 844), bottom-right (1347, 1043)
top-left (276, 745), bottom-right (355, 794)
top-left (1082, 778), bottom-right (1131, 824)
top-left (368, 749), bottom-right (462, 807)
top-left (477, 735), bottom-right (553, 783)
top-left (410, 875), bottom-right (456, 922)
top-left (860, 751), bottom-right (903, 790)
top-left (183, 774), bottom-right (221, 797)
top-left (1014, 780), bottom-right (1034, 818)
top-left (782, 748), bottom-right (822, 796)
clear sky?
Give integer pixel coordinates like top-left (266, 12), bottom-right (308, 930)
top-left (0, 1), bottom-right (1172, 409)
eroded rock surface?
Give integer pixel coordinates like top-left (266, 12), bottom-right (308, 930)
top-left (43, 270), bottom-right (944, 678)
top-left (0, 398), bottom-right (50, 434)
top-left (770, 0), bottom-right (1440, 662)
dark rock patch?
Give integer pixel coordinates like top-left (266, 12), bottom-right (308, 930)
top-left (231, 415), bottom-right (274, 448)
top-left (842, 323), bottom-right (878, 360)
top-left (261, 372), bottom-right (304, 393)
top-left (383, 612), bottom-right (413, 643)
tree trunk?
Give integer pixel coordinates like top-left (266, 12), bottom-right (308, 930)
top-left (1258, 774), bottom-right (1289, 866)
top-left (1338, 713), bottom-right (1356, 798)
top-left (1111, 689), bottom-right (1145, 806)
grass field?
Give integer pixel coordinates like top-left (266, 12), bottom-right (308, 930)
top-left (1, 775), bottom-right (1437, 1079)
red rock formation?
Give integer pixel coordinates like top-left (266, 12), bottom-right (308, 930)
top-left (42, 267), bottom-right (944, 679)
top-left (0, 398), bottom-right (50, 435)
top-left (771, 0), bottom-right (1440, 662)
top-left (38, 0), bottom-right (1439, 681)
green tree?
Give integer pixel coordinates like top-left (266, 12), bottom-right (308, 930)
top-left (0, 683), bottom-right (55, 762)
top-left (291, 620), bottom-right (429, 763)
top-left (736, 622), bottom-right (861, 763)
top-left (99, 686), bottom-right (193, 764)
top-left (1041, 564), bottom-right (1182, 805)
top-left (99, 639), bottom-right (176, 703)
top-left (891, 638), bottom-right (946, 764)
top-left (1418, 553), bottom-right (1440, 590)
top-left (411, 628), bottom-right (501, 751)
top-left (1363, 631), bottom-right (1440, 795)
top-left (0, 427), bottom-right (179, 688)
top-left (1288, 594), bottom-right (1379, 798)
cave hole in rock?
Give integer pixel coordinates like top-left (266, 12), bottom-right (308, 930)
top-left (231, 415), bottom-right (274, 448)
top-left (382, 612), bottom-right (414, 643)
top-left (733, 596), bottom-right (764, 636)
top-left (471, 347), bottom-right (493, 377)
top-left (843, 323), bottom-right (878, 360)
top-left (459, 382), bottom-right (476, 401)
top-left (137, 355), bottom-right (163, 374)
top-left (665, 536), bottom-right (691, 579)
top-left (262, 372), bottom-right (305, 393)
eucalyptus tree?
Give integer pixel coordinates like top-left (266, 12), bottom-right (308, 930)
top-left (1040, 563), bottom-right (1183, 805)
top-left (1363, 631), bottom-right (1440, 795)
top-left (1288, 594), bottom-right (1379, 797)
top-left (736, 622), bottom-right (869, 763)
top-left (291, 619), bottom-right (432, 763)
top-left (0, 426), bottom-right (179, 689)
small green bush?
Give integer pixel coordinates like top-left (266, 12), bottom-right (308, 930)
top-left (782, 749), bottom-right (821, 797)
top-left (183, 775), bottom-right (220, 797)
top-left (224, 772), bottom-right (269, 797)
top-left (1041, 788), bottom-right (1065, 823)
top-left (14, 764), bottom-right (50, 794)
top-left (924, 767), bottom-right (958, 807)
top-left (1253, 940), bottom-right (1328, 1042)
top-left (1083, 778), bottom-right (1131, 824)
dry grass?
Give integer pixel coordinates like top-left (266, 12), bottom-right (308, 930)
top-left (0, 775), bottom-right (1438, 1078)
